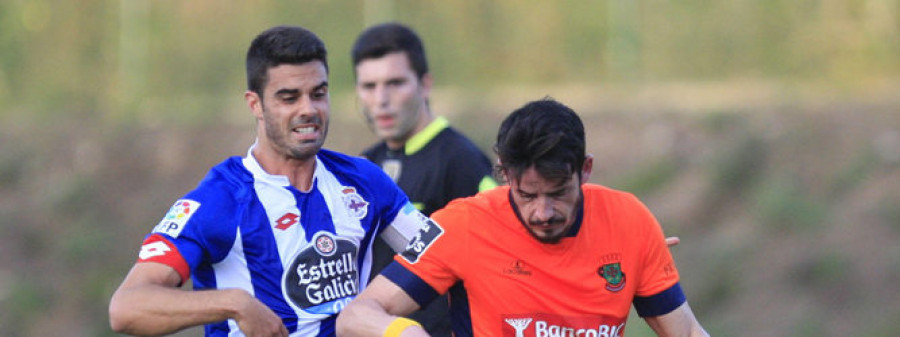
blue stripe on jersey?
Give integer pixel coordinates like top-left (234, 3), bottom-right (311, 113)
top-left (448, 282), bottom-right (473, 337)
top-left (242, 196), bottom-right (297, 331)
top-left (288, 186), bottom-right (336, 241)
top-left (315, 315), bottom-right (336, 337)
top-left (633, 282), bottom-right (686, 317)
top-left (381, 261), bottom-right (440, 307)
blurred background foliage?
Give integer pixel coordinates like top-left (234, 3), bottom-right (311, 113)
top-left (0, 0), bottom-right (897, 336)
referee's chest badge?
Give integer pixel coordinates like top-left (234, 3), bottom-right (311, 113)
top-left (381, 159), bottom-right (402, 182)
top-left (341, 186), bottom-right (369, 219)
top-left (599, 262), bottom-right (627, 292)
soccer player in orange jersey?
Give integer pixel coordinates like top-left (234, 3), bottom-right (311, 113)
top-left (337, 98), bottom-right (708, 337)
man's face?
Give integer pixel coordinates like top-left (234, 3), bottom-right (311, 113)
top-left (508, 166), bottom-right (585, 244)
top-left (355, 51), bottom-right (430, 148)
top-left (249, 61), bottom-right (330, 160)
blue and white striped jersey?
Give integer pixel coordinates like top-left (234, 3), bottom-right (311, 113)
top-left (138, 145), bottom-right (428, 336)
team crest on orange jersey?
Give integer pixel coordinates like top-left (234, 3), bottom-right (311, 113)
top-left (599, 262), bottom-right (626, 292)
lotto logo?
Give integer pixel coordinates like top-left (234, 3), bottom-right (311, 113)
top-left (275, 212), bottom-right (300, 230)
top-left (139, 241), bottom-right (172, 260)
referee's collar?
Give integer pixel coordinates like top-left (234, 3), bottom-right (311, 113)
top-left (404, 116), bottom-right (449, 156)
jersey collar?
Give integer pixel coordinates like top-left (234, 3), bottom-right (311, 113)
top-left (242, 140), bottom-right (322, 190)
top-left (404, 116), bottom-right (449, 156)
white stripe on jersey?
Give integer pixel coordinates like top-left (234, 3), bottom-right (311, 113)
top-left (211, 230), bottom-right (249, 335)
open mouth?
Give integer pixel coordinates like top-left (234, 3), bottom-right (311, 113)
top-left (293, 126), bottom-right (317, 134)
top-left (291, 124), bottom-right (320, 142)
top-left (374, 115), bottom-right (395, 128)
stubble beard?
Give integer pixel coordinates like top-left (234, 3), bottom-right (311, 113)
top-left (525, 216), bottom-right (569, 244)
top-left (263, 110), bottom-right (327, 160)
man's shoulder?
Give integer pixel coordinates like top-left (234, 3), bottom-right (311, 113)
top-left (196, 156), bottom-right (252, 194)
top-left (439, 186), bottom-right (508, 215)
top-left (186, 156), bottom-right (254, 209)
top-left (317, 148), bottom-right (398, 194)
top-left (435, 127), bottom-right (482, 150)
top-left (583, 183), bottom-right (640, 202)
top-left (319, 148), bottom-right (383, 172)
top-left (418, 127), bottom-right (491, 165)
top-left (360, 141), bottom-right (388, 160)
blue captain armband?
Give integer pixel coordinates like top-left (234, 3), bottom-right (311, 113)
top-left (633, 282), bottom-right (687, 317)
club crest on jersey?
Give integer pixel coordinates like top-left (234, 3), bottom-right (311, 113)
top-left (313, 232), bottom-right (337, 256)
top-left (152, 199), bottom-right (200, 238)
top-left (381, 159), bottom-right (402, 182)
top-left (341, 186), bottom-right (369, 219)
top-left (599, 262), bottom-right (627, 292)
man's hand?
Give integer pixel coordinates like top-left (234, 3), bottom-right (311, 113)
top-left (231, 290), bottom-right (289, 337)
top-left (666, 236), bottom-right (680, 247)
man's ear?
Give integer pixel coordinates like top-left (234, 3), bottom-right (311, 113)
top-left (580, 154), bottom-right (594, 184)
top-left (420, 73), bottom-right (434, 100)
top-left (245, 90), bottom-right (263, 121)
top-left (497, 158), bottom-right (509, 184)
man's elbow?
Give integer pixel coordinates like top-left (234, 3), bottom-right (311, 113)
top-left (108, 293), bottom-right (140, 334)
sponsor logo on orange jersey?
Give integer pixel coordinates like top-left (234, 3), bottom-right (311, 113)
top-left (503, 313), bottom-right (625, 337)
top-left (503, 260), bottom-right (533, 276)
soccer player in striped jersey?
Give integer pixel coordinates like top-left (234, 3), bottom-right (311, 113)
top-left (109, 26), bottom-right (430, 337)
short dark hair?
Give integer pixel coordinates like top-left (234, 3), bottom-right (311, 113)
top-left (351, 22), bottom-right (429, 79)
top-left (246, 25), bottom-right (328, 95)
top-left (494, 98), bottom-right (586, 182)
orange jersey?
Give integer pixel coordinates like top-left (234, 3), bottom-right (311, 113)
top-left (385, 184), bottom-right (683, 337)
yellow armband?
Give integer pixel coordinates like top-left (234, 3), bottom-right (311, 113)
top-left (384, 317), bottom-right (422, 337)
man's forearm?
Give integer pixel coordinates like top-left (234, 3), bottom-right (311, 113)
top-left (643, 302), bottom-right (709, 337)
top-left (109, 285), bottom-right (246, 336)
top-left (337, 298), bottom-right (427, 337)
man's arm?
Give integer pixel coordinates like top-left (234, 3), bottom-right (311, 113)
top-left (337, 275), bottom-right (427, 337)
top-left (643, 302), bottom-right (709, 337)
top-left (108, 262), bottom-right (287, 336)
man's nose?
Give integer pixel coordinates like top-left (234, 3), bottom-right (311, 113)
top-left (298, 95), bottom-right (316, 116)
top-left (375, 85), bottom-right (390, 108)
top-left (533, 197), bottom-right (554, 221)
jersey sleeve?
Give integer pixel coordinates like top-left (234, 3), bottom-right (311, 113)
top-left (379, 202), bottom-right (431, 253)
top-left (632, 196), bottom-right (680, 296)
top-left (627, 194), bottom-right (685, 316)
top-left (389, 204), bottom-right (468, 297)
top-left (136, 185), bottom-right (241, 284)
top-left (361, 161), bottom-right (430, 252)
